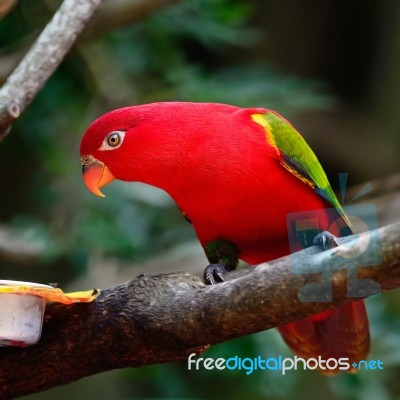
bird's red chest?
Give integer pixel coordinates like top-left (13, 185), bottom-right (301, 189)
top-left (176, 156), bottom-right (331, 265)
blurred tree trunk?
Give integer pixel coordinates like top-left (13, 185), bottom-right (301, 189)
top-left (369, 0), bottom-right (400, 145)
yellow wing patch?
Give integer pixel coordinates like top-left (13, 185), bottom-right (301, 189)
top-left (252, 113), bottom-right (315, 189)
top-left (251, 113), bottom-right (278, 150)
top-left (251, 111), bottom-right (351, 228)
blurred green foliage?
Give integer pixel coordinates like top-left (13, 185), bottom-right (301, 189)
top-left (1, 0), bottom-right (400, 399)
top-left (0, 0), bottom-right (332, 272)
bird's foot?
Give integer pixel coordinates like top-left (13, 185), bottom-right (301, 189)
top-left (313, 231), bottom-right (340, 251)
top-left (204, 263), bottom-right (228, 285)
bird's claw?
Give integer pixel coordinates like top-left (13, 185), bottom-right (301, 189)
top-left (313, 231), bottom-right (340, 250)
top-left (204, 263), bottom-right (227, 285)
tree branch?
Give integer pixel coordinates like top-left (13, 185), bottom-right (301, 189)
top-left (0, 0), bottom-right (184, 83)
top-left (0, 221), bottom-right (399, 399)
top-left (0, 0), bottom-right (105, 140)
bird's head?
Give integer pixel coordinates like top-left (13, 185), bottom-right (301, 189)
top-left (80, 101), bottom-right (245, 198)
top-left (80, 107), bottom-right (138, 197)
top-left (80, 102), bottom-right (200, 197)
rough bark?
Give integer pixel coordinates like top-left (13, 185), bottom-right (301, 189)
top-left (0, 221), bottom-right (399, 399)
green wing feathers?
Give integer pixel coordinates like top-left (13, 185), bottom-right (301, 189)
top-left (251, 112), bottom-right (350, 227)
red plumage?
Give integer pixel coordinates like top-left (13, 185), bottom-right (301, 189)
top-left (80, 102), bottom-right (369, 373)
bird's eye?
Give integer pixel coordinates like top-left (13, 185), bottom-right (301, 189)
top-left (107, 132), bottom-right (121, 147)
top-left (98, 131), bottom-right (125, 151)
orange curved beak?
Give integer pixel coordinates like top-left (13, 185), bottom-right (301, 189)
top-left (81, 156), bottom-right (115, 198)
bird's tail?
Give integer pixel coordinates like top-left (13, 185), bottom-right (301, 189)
top-left (278, 300), bottom-right (369, 375)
